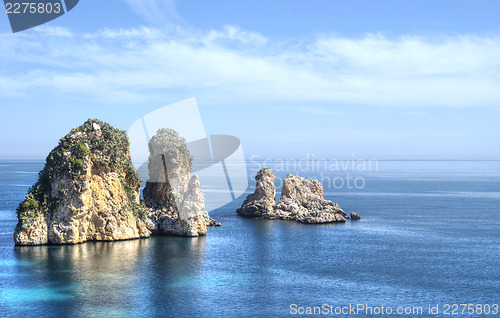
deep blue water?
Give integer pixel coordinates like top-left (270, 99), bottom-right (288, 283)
top-left (1, 160), bottom-right (499, 317)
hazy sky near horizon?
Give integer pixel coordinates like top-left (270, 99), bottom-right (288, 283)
top-left (0, 0), bottom-right (499, 159)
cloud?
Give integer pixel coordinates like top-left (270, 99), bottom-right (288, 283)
top-left (203, 25), bottom-right (268, 46)
top-left (0, 26), bottom-right (499, 108)
top-left (122, 0), bottom-right (183, 27)
top-left (35, 26), bottom-right (74, 37)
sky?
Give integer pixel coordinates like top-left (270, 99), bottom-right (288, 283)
top-left (0, 0), bottom-right (499, 160)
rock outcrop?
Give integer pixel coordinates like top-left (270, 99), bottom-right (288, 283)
top-left (275, 174), bottom-right (346, 223)
top-left (237, 169), bottom-right (350, 223)
top-left (143, 129), bottom-right (219, 237)
top-left (236, 168), bottom-right (276, 218)
top-left (349, 212), bottom-right (361, 220)
top-left (14, 119), bottom-right (150, 246)
top-left (14, 121), bottom-right (220, 246)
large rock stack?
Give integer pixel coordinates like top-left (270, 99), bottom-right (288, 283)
top-left (14, 121), bottom-right (221, 246)
top-left (143, 128), bottom-right (219, 237)
top-left (14, 119), bottom-right (150, 245)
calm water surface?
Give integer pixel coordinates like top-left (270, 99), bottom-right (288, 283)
top-left (1, 160), bottom-right (499, 317)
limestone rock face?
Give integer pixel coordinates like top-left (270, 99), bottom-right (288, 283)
top-left (143, 129), bottom-right (219, 236)
top-left (182, 175), bottom-right (220, 227)
top-left (275, 174), bottom-right (346, 223)
top-left (14, 119), bottom-right (150, 246)
top-left (14, 215), bottom-right (49, 246)
top-left (236, 168), bottom-right (276, 218)
top-left (237, 170), bottom-right (348, 223)
top-left (144, 128), bottom-right (192, 204)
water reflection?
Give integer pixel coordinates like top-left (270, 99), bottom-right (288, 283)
top-left (12, 236), bottom-right (206, 316)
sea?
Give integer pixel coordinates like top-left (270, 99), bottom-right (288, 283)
top-left (0, 160), bottom-right (499, 317)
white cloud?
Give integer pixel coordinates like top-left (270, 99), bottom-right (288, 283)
top-left (203, 25), bottom-right (268, 46)
top-left (313, 33), bottom-right (500, 78)
top-left (84, 26), bottom-right (164, 40)
top-left (34, 26), bottom-right (74, 37)
top-left (0, 26), bottom-right (499, 108)
top-left (122, 0), bottom-right (183, 27)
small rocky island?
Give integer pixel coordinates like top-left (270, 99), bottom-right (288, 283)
top-left (237, 168), bottom-right (360, 223)
top-left (14, 119), bottom-right (218, 246)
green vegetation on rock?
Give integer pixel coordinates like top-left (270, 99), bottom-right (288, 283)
top-left (16, 119), bottom-right (144, 223)
top-left (121, 177), bottom-right (148, 220)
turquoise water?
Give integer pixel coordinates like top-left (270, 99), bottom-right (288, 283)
top-left (1, 160), bottom-right (499, 317)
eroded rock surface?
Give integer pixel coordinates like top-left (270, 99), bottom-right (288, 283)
top-left (236, 168), bottom-right (276, 218)
top-left (143, 129), bottom-right (219, 236)
top-left (276, 174), bottom-right (346, 223)
top-left (14, 122), bottom-right (221, 246)
top-left (237, 169), bottom-right (349, 223)
top-left (14, 119), bottom-right (150, 246)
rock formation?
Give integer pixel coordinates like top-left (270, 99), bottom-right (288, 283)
top-left (349, 212), bottom-right (361, 220)
top-left (143, 128), bottom-right (219, 237)
top-left (14, 119), bottom-right (151, 245)
top-left (236, 168), bottom-right (276, 218)
top-left (237, 169), bottom-right (350, 223)
top-left (14, 121), bottom-right (219, 246)
top-left (276, 174), bottom-right (346, 223)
